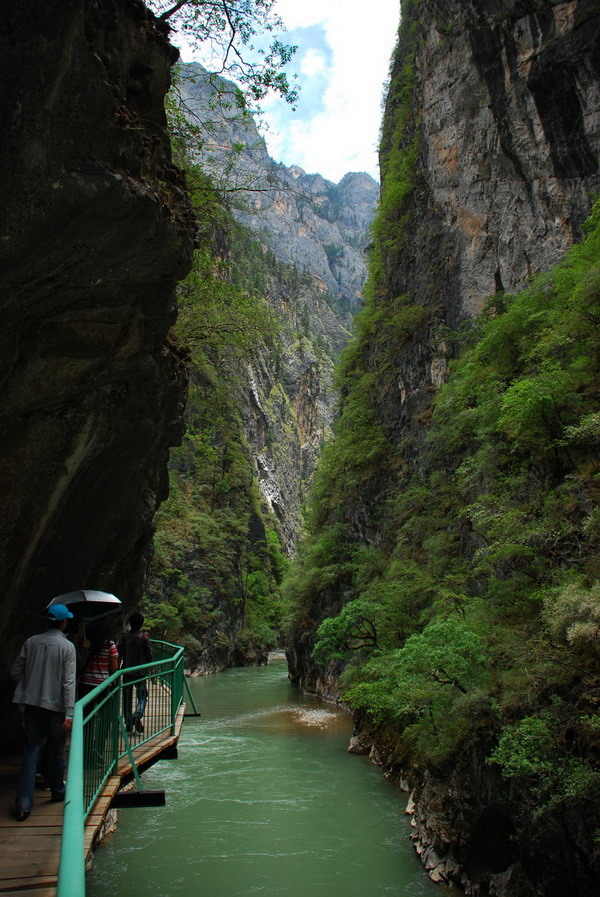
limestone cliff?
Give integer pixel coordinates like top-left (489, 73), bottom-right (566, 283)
top-left (391, 0), bottom-right (599, 324)
top-left (289, 0), bottom-right (600, 695)
top-left (0, 0), bottom-right (195, 721)
top-left (287, 1), bottom-right (600, 895)
top-left (178, 62), bottom-right (378, 320)
top-left (177, 63), bottom-right (379, 547)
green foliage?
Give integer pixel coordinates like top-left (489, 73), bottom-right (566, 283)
top-left (308, 371), bottom-right (390, 525)
top-left (177, 244), bottom-right (275, 359)
top-left (285, 193), bottom-right (600, 793)
top-left (543, 581), bottom-right (600, 654)
top-left (147, 0), bottom-right (298, 110)
top-left (312, 598), bottom-right (380, 663)
top-left (144, 154), bottom-right (289, 659)
top-left (266, 528), bottom-right (288, 582)
top-left (146, 359), bottom-right (286, 654)
top-left (488, 703), bottom-right (600, 819)
top-left (342, 620), bottom-right (490, 760)
top-left (370, 3), bottom-right (420, 285)
top-left (489, 716), bottom-right (556, 779)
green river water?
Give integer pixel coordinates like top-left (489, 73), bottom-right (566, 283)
top-left (88, 657), bottom-right (446, 897)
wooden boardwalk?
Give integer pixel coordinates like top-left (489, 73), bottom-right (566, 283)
top-left (0, 704), bottom-right (185, 896)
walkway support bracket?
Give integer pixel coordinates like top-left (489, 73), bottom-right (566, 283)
top-left (111, 790), bottom-right (166, 808)
top-left (118, 716), bottom-right (143, 793)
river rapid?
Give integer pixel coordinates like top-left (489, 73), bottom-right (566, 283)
top-left (88, 657), bottom-right (445, 896)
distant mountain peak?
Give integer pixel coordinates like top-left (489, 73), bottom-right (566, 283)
top-left (178, 62), bottom-right (379, 316)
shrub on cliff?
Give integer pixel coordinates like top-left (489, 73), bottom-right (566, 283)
top-left (289, 197), bottom-right (600, 781)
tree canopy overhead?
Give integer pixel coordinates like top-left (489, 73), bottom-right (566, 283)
top-left (147, 0), bottom-right (298, 108)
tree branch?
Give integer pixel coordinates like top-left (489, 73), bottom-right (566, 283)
top-left (158, 0), bottom-right (191, 21)
top-left (221, 1), bottom-right (238, 71)
top-left (430, 666), bottom-right (468, 694)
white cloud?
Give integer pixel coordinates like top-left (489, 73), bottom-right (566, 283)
top-left (263, 0), bottom-right (401, 182)
top-left (300, 48), bottom-right (327, 78)
top-left (177, 0), bottom-right (401, 183)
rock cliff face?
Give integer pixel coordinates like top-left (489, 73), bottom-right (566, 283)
top-left (240, 286), bottom-right (339, 550)
top-left (177, 63), bottom-right (379, 547)
top-left (179, 63), bottom-right (378, 319)
top-left (288, 0), bottom-right (600, 894)
top-left (399, 0), bottom-right (600, 326)
top-left (236, 165), bottom-right (378, 316)
top-left (0, 0), bottom-right (194, 720)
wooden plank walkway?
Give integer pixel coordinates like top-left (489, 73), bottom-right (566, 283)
top-left (0, 703), bottom-right (185, 895)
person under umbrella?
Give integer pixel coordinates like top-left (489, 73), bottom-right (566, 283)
top-left (46, 589), bottom-right (122, 686)
top-left (78, 620), bottom-right (119, 697)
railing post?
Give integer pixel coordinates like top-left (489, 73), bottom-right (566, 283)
top-left (111, 682), bottom-right (121, 772)
top-left (56, 640), bottom-right (186, 897)
top-left (170, 664), bottom-right (177, 734)
top-left (57, 701), bottom-right (86, 897)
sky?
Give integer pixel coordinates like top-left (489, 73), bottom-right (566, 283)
top-left (178, 0), bottom-right (401, 184)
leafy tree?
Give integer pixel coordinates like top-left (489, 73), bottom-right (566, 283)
top-left (488, 716), bottom-right (556, 779)
top-left (343, 620), bottom-right (489, 719)
top-left (147, 0), bottom-right (297, 108)
top-left (312, 598), bottom-right (380, 663)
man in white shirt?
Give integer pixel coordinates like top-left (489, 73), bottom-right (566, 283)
top-left (11, 603), bottom-right (76, 821)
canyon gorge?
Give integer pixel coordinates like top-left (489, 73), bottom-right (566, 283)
top-left (1, 1), bottom-right (600, 896)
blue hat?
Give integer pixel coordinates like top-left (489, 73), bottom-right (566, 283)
top-left (48, 604), bottom-right (74, 621)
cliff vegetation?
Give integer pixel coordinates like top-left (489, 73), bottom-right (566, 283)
top-left (141, 166), bottom-right (289, 668)
top-left (139, 61), bottom-right (377, 671)
top-left (285, 1), bottom-right (600, 893)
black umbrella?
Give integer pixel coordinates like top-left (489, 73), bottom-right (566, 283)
top-left (47, 589), bottom-right (122, 621)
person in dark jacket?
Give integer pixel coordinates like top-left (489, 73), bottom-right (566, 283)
top-left (118, 612), bottom-right (152, 733)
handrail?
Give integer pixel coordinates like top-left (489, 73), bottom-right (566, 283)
top-left (57, 639), bottom-right (186, 897)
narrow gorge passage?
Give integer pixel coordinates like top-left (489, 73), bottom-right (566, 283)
top-left (87, 658), bottom-right (450, 896)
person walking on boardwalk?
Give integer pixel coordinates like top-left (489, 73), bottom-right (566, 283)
top-left (11, 603), bottom-right (76, 821)
top-left (118, 611), bottom-right (152, 733)
top-left (78, 620), bottom-right (119, 697)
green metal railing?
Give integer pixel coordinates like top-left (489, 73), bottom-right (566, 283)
top-left (56, 639), bottom-right (193, 897)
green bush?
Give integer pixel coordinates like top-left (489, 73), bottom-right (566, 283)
top-left (285, 184), bottom-right (600, 786)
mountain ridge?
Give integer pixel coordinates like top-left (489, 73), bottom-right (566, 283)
top-left (177, 62), bottom-right (379, 319)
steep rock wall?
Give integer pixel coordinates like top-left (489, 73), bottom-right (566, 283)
top-left (288, 0), bottom-right (600, 893)
top-left (291, 0), bottom-right (600, 689)
top-left (178, 65), bottom-right (378, 548)
top-left (240, 277), bottom-right (343, 551)
top-left (410, 0), bottom-right (599, 323)
top-left (0, 0), bottom-right (195, 718)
